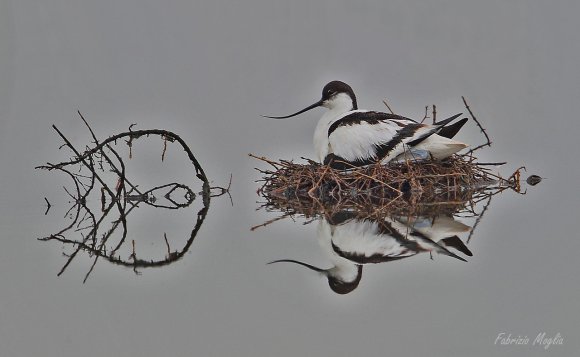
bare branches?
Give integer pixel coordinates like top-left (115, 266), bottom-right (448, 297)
top-left (37, 114), bottom-right (215, 282)
top-left (38, 125), bottom-right (208, 187)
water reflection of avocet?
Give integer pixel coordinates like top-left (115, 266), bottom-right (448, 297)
top-left (268, 210), bottom-right (473, 294)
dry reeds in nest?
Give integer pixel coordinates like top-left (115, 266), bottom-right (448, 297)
top-left (251, 153), bottom-right (519, 206)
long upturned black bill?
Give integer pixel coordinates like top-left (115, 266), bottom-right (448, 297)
top-left (267, 259), bottom-right (326, 272)
top-left (262, 99), bottom-right (323, 119)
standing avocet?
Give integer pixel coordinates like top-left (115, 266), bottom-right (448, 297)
top-left (265, 81), bottom-right (468, 168)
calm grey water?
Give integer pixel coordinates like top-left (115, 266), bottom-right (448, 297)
top-left (1, 1), bottom-right (579, 356)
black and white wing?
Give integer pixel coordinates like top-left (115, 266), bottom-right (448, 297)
top-left (326, 112), bottom-right (462, 166)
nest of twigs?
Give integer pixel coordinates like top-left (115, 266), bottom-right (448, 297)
top-left (251, 153), bottom-right (521, 212)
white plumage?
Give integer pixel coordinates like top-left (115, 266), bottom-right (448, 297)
top-left (266, 81), bottom-right (469, 167)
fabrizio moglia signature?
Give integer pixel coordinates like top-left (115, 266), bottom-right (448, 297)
top-left (494, 332), bottom-right (564, 350)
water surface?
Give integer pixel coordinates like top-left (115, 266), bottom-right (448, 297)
top-left (1, 1), bottom-right (579, 356)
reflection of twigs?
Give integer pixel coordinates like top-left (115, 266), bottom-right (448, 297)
top-left (139, 182), bottom-right (196, 209)
top-left (44, 197), bottom-right (52, 215)
top-left (467, 194), bottom-right (493, 244)
top-left (56, 200), bottom-right (116, 277)
top-left (210, 173), bottom-right (233, 206)
top-left (43, 168), bottom-right (84, 239)
top-left (103, 202), bottom-right (210, 269)
top-left (161, 135), bottom-right (170, 162)
top-left (251, 211), bottom-right (294, 231)
top-left (43, 176), bottom-right (209, 281)
top-left (164, 233), bottom-right (171, 257)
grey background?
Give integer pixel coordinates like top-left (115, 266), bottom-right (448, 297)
top-left (1, 0), bottom-right (579, 356)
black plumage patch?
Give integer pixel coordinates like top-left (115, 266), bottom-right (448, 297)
top-left (406, 114), bottom-right (462, 146)
top-left (437, 117), bottom-right (468, 139)
top-left (374, 123), bottom-right (426, 155)
top-left (323, 153), bottom-right (365, 169)
top-left (440, 235), bottom-right (473, 256)
top-left (327, 111), bottom-right (417, 137)
top-left (329, 220), bottom-right (421, 264)
top-left (327, 211), bottom-right (359, 225)
top-left (331, 241), bottom-right (415, 264)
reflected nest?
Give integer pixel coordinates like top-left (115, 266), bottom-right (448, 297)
top-left (251, 153), bottom-right (522, 218)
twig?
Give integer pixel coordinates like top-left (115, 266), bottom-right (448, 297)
top-left (51, 125), bottom-right (115, 199)
top-left (462, 96), bottom-right (491, 154)
top-left (162, 136), bottom-right (168, 162)
top-left (432, 104), bottom-right (437, 124)
top-left (210, 173), bottom-right (234, 205)
top-left (164, 233), bottom-right (171, 257)
top-left (382, 99), bottom-right (395, 114)
top-left (475, 162), bottom-right (507, 166)
top-left (420, 106), bottom-right (429, 124)
top-left (251, 211), bottom-right (294, 231)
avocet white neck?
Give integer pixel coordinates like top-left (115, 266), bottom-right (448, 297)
top-left (314, 92), bottom-right (356, 162)
top-left (317, 219), bottom-right (361, 283)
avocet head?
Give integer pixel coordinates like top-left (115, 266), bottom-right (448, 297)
top-left (264, 80), bottom-right (358, 119)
